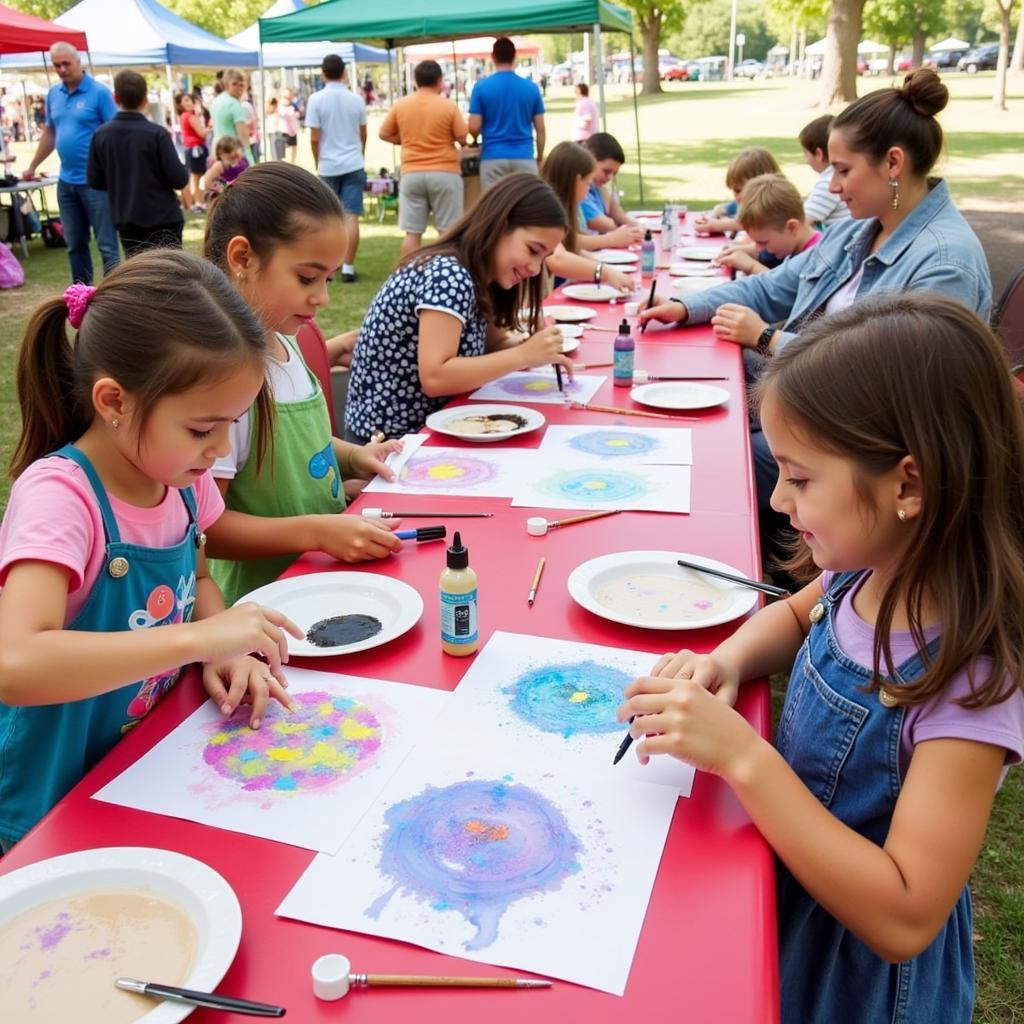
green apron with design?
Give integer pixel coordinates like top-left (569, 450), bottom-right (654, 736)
top-left (209, 336), bottom-right (345, 606)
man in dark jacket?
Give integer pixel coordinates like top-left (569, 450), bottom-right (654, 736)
top-left (88, 70), bottom-right (188, 257)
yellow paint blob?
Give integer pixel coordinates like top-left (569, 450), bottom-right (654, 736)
top-left (582, 479), bottom-right (609, 490)
top-left (427, 463), bottom-right (465, 480)
top-left (606, 439), bottom-right (630, 447)
top-left (340, 718), bottom-right (378, 741)
top-left (569, 691), bottom-right (590, 703)
top-left (266, 746), bottom-right (304, 762)
top-left (272, 721), bottom-right (309, 736)
top-left (306, 741), bottom-right (356, 771)
top-left (524, 380), bottom-right (553, 391)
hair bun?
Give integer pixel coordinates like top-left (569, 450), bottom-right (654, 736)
top-left (899, 68), bottom-right (948, 117)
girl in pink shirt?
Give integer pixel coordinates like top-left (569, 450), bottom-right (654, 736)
top-left (0, 250), bottom-right (301, 849)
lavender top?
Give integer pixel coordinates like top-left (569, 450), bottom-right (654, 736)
top-left (820, 571), bottom-right (1024, 782)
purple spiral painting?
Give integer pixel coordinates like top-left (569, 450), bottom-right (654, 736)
top-left (401, 454), bottom-right (499, 489)
top-left (366, 778), bottom-right (582, 949)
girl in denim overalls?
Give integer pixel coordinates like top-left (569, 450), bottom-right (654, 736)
top-left (199, 162), bottom-right (406, 607)
top-left (619, 293), bottom-right (1024, 1023)
top-left (0, 251), bottom-right (301, 852)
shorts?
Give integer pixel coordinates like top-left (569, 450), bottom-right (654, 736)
top-left (480, 157), bottom-right (538, 190)
top-left (321, 168), bottom-right (366, 215)
top-left (282, 133), bottom-right (298, 146)
top-left (185, 144), bottom-right (208, 175)
top-left (398, 171), bottom-right (464, 234)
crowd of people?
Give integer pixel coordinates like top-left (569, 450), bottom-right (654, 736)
top-left (0, 34), bottom-right (1022, 1024)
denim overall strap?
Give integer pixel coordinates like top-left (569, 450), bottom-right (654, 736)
top-left (0, 445), bottom-right (201, 845)
top-left (775, 571), bottom-right (973, 1024)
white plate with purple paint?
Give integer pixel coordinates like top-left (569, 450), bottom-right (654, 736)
top-left (568, 550), bottom-right (759, 630)
top-left (0, 847), bottom-right (240, 1023)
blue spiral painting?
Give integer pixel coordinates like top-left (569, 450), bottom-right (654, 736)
top-left (537, 468), bottom-right (649, 504)
top-left (567, 430), bottom-right (660, 458)
top-left (503, 660), bottom-right (630, 738)
top-left (366, 778), bottom-right (582, 950)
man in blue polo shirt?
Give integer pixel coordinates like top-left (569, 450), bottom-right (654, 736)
top-left (23, 42), bottom-right (120, 284)
top-left (468, 37), bottom-right (546, 191)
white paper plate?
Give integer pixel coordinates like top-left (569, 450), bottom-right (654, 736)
top-left (590, 249), bottom-right (640, 265)
top-left (668, 262), bottom-right (721, 277)
top-left (630, 381), bottom-right (730, 410)
top-left (426, 403), bottom-right (545, 443)
top-left (238, 573), bottom-right (423, 657)
top-left (628, 210), bottom-right (662, 218)
top-left (672, 277), bottom-right (725, 295)
top-left (561, 284), bottom-right (623, 303)
top-left (0, 847), bottom-right (241, 1023)
top-left (561, 336), bottom-right (580, 354)
top-left (677, 245), bottom-right (725, 261)
top-left (635, 217), bottom-right (662, 232)
top-left (568, 550), bottom-right (759, 631)
top-left (556, 323), bottom-right (584, 339)
top-left (543, 304), bottom-right (597, 322)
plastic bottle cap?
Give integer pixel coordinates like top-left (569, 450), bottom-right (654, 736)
top-left (361, 507), bottom-right (384, 519)
top-left (618, 319), bottom-right (630, 334)
top-left (526, 516), bottom-right (548, 536)
top-left (446, 530), bottom-right (469, 569)
top-left (633, 370), bottom-right (649, 384)
top-left (624, 301), bottom-right (640, 317)
top-left (312, 953), bottom-right (351, 1001)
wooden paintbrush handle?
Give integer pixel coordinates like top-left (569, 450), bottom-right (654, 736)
top-left (365, 976), bottom-right (518, 987)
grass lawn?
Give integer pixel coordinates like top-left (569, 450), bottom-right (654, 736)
top-left (0, 73), bottom-right (1022, 1021)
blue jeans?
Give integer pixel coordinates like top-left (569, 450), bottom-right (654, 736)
top-left (57, 180), bottom-right (120, 284)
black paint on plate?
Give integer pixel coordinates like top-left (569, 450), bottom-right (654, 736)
top-left (306, 614), bottom-right (383, 648)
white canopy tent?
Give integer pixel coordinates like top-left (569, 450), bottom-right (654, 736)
top-left (930, 36), bottom-right (970, 52)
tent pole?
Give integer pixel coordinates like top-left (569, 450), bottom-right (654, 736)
top-left (20, 78), bottom-right (31, 142)
top-left (41, 51), bottom-right (52, 87)
top-left (165, 63), bottom-right (178, 131)
top-left (592, 23), bottom-right (606, 129)
top-left (86, 52), bottom-right (96, 79)
top-left (629, 33), bottom-right (644, 203)
top-left (452, 41), bottom-right (458, 106)
top-left (258, 44), bottom-right (267, 161)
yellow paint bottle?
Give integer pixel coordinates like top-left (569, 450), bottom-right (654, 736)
top-left (440, 531), bottom-right (478, 657)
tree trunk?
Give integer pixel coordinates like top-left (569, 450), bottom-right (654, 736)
top-left (639, 14), bottom-right (663, 96)
top-left (993, 1), bottom-right (1012, 109)
top-left (911, 30), bottom-right (926, 68)
top-left (1012, 8), bottom-right (1023, 73)
top-left (887, 43), bottom-right (896, 75)
top-left (817, 0), bottom-right (865, 106)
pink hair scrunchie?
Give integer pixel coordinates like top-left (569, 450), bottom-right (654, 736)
top-left (64, 283), bottom-right (96, 329)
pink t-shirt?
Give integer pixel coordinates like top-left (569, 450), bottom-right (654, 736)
top-left (572, 96), bottom-right (599, 141)
top-left (820, 571), bottom-right (1024, 780)
top-left (0, 456), bottom-right (225, 625)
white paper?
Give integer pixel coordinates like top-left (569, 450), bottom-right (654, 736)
top-left (467, 370), bottom-right (606, 406)
top-left (538, 424), bottom-right (693, 466)
top-left (363, 447), bottom-right (534, 498)
top-left (441, 631), bottom-right (695, 796)
top-left (512, 459), bottom-right (691, 513)
top-left (93, 668), bottom-right (449, 853)
top-left (381, 432), bottom-right (428, 478)
top-left (276, 743), bottom-right (677, 995)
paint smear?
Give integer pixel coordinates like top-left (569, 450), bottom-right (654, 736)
top-left (203, 690), bottom-right (382, 792)
top-left (567, 430), bottom-right (659, 458)
top-left (503, 660), bottom-right (629, 737)
top-left (595, 573), bottom-right (728, 622)
top-left (538, 468), bottom-right (648, 504)
top-left (401, 453), bottom-right (499, 489)
top-left (497, 374), bottom-right (582, 397)
top-left (367, 778), bottom-right (582, 950)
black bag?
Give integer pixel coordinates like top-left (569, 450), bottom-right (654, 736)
top-left (460, 144), bottom-right (481, 179)
top-left (40, 216), bottom-right (66, 249)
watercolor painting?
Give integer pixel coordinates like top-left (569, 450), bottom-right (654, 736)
top-left (93, 667), bottom-right (449, 853)
top-left (364, 448), bottom-right (533, 499)
top-left (512, 462), bottom-right (691, 514)
top-left (538, 424), bottom-right (693, 465)
top-left (440, 632), bottom-right (697, 796)
top-left (468, 371), bottom-right (605, 406)
top-left (276, 744), bottom-right (679, 995)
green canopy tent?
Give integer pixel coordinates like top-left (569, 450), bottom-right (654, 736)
top-left (259, 0), bottom-right (647, 199)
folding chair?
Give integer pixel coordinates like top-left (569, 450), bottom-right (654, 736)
top-left (295, 319), bottom-right (338, 436)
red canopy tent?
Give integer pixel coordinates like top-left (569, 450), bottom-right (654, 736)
top-left (0, 2), bottom-right (88, 54)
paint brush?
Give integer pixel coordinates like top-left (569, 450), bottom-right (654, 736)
top-left (351, 975), bottom-right (551, 989)
top-left (115, 979), bottom-right (284, 1017)
top-left (361, 509), bottom-right (493, 519)
top-left (527, 556), bottom-right (546, 606)
top-left (554, 363), bottom-right (564, 392)
top-left (676, 559), bottom-right (789, 597)
top-left (548, 509), bottom-right (622, 530)
top-left (640, 277), bottom-right (658, 334)
top-left (573, 361), bottom-right (614, 370)
top-left (583, 324), bottom-right (619, 332)
top-left (612, 718), bottom-right (635, 765)
top-left (394, 525), bottom-right (447, 543)
top-left (568, 401), bottom-right (696, 422)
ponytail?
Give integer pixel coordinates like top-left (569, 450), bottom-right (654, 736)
top-left (12, 299), bottom-right (91, 478)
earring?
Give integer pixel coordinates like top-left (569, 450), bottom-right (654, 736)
top-left (111, 418), bottom-right (120, 430)
top-left (897, 509), bottom-right (907, 522)
top-left (888, 178), bottom-right (900, 210)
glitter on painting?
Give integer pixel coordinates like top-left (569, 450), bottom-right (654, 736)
top-left (567, 430), bottom-right (659, 458)
top-left (537, 469), bottom-right (648, 504)
top-left (400, 454), bottom-right (500, 489)
top-left (203, 691), bottom-right (382, 792)
top-left (503, 661), bottom-right (629, 738)
top-left (366, 779), bottom-right (582, 950)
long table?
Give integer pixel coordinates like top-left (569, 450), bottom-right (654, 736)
top-left (0, 260), bottom-right (780, 1022)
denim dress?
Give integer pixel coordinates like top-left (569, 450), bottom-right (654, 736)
top-left (775, 572), bottom-right (973, 1024)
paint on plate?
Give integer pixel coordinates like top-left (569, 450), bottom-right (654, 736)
top-left (594, 572), bottom-right (728, 622)
top-left (366, 778), bottom-right (582, 950)
top-left (203, 690), bottom-right (383, 792)
top-left (306, 614), bottom-right (383, 648)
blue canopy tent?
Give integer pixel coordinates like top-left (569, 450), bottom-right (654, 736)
top-left (230, 0), bottom-right (388, 69)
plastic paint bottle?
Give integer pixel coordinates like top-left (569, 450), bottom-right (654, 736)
top-left (440, 531), bottom-right (478, 656)
top-left (640, 229), bottom-right (655, 276)
top-left (613, 318), bottom-right (634, 388)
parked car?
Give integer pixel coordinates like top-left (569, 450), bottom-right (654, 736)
top-left (733, 58), bottom-right (765, 79)
top-left (957, 43), bottom-right (1002, 73)
top-left (925, 48), bottom-right (968, 69)
top-left (549, 62), bottom-right (573, 86)
top-left (663, 62), bottom-right (699, 81)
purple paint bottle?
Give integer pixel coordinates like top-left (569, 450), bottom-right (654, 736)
top-left (613, 318), bottom-right (634, 388)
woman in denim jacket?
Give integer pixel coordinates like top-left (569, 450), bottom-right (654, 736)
top-left (640, 69), bottom-right (991, 511)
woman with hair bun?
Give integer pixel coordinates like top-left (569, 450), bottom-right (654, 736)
top-left (639, 69), bottom-right (992, 512)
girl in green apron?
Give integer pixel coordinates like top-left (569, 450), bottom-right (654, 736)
top-left (0, 251), bottom-right (302, 850)
top-left (202, 162), bottom-right (406, 607)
